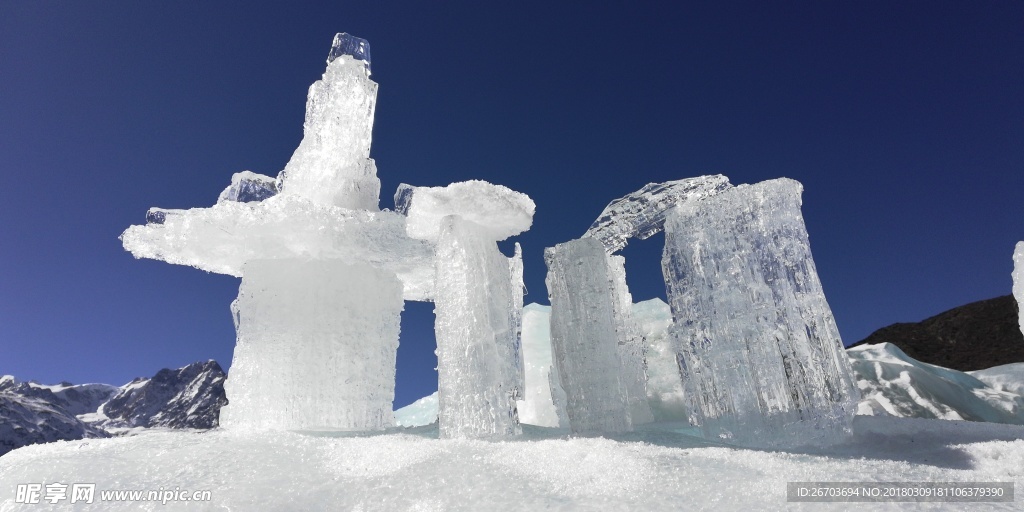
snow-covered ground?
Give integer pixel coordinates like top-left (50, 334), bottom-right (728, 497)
top-left (1, 416), bottom-right (1022, 511)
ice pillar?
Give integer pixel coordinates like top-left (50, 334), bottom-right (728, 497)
top-left (219, 258), bottom-right (404, 431)
top-left (662, 178), bottom-right (858, 447)
top-left (608, 255), bottom-right (655, 425)
top-left (1014, 242), bottom-right (1024, 338)
top-left (544, 237), bottom-right (633, 434)
top-left (434, 216), bottom-right (523, 438)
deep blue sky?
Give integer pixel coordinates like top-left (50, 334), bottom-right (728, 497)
top-left (2, 1), bottom-right (1022, 407)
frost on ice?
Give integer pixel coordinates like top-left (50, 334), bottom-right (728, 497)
top-left (1014, 241), bottom-right (1024, 339)
top-left (663, 178), bottom-right (858, 447)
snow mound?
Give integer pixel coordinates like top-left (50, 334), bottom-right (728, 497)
top-left (0, 417), bottom-right (1021, 511)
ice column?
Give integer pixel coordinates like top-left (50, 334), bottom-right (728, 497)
top-left (544, 237), bottom-right (633, 434)
top-left (434, 217), bottom-right (522, 437)
top-left (220, 259), bottom-right (403, 430)
top-left (662, 178), bottom-right (858, 447)
top-left (398, 180), bottom-right (535, 438)
top-left (608, 255), bottom-right (655, 425)
top-left (1014, 242), bottom-right (1024, 338)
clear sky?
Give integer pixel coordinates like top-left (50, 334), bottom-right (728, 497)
top-left (2, 1), bottom-right (1022, 408)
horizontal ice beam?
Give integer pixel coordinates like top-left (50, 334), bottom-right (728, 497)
top-left (121, 196), bottom-right (436, 301)
top-left (583, 175), bottom-right (732, 253)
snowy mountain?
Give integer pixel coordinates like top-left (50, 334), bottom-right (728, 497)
top-left (97, 360), bottom-right (227, 429)
top-left (0, 361), bottom-right (227, 456)
top-left (0, 377), bottom-right (118, 416)
top-left (0, 391), bottom-right (108, 457)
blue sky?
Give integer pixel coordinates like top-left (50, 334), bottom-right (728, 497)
top-left (1, 1), bottom-right (1022, 407)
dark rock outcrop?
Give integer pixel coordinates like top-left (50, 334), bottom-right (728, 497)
top-left (850, 295), bottom-right (1024, 371)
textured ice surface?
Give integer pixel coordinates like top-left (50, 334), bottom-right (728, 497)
top-left (662, 178), bottom-right (858, 448)
top-left (276, 43), bottom-right (380, 210)
top-left (851, 343), bottom-right (1024, 424)
top-left (121, 195), bottom-right (435, 301)
top-left (327, 32), bottom-right (371, 70)
top-left (584, 175), bottom-right (732, 253)
top-left (1014, 242), bottom-right (1024, 338)
top-left (545, 237), bottom-right (632, 434)
top-left (4, 417), bottom-right (1024, 511)
top-left (433, 216), bottom-right (522, 438)
top-left (217, 171), bottom-right (278, 203)
top-left (219, 259), bottom-right (403, 431)
top-left (397, 180), bottom-right (535, 242)
top-left (515, 304), bottom-right (568, 428)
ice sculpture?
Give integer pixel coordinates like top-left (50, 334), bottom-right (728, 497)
top-left (583, 175), bottom-right (732, 253)
top-left (662, 178), bottom-right (858, 447)
top-left (399, 181), bottom-right (535, 438)
top-left (121, 34), bottom-right (423, 431)
top-left (544, 237), bottom-right (634, 434)
top-left (1014, 242), bottom-right (1024, 338)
